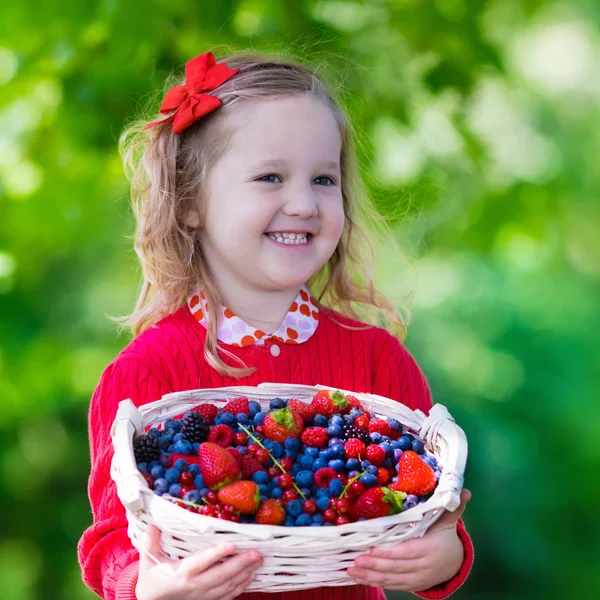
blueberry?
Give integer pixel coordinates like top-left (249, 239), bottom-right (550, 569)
top-left (422, 454), bottom-right (438, 468)
top-left (153, 478), bottom-right (169, 494)
top-left (405, 433), bottom-right (416, 442)
top-left (349, 407), bottom-right (362, 417)
top-left (379, 442), bottom-right (392, 456)
top-left (248, 400), bottom-right (261, 417)
top-left (312, 514), bottom-right (324, 525)
top-left (312, 458), bottom-right (327, 471)
top-left (283, 517), bottom-right (295, 527)
top-left (387, 418), bottom-right (402, 432)
top-left (193, 474), bottom-right (205, 489)
top-left (328, 459), bottom-right (345, 473)
top-left (236, 446), bottom-right (247, 455)
top-left (290, 464), bottom-right (300, 476)
top-left (381, 436), bottom-right (391, 444)
top-left (286, 499), bottom-right (303, 516)
top-left (329, 443), bottom-right (345, 458)
top-left (319, 449), bottom-right (333, 461)
top-left (148, 460), bottom-right (161, 469)
top-left (164, 418), bottom-right (181, 432)
top-left (397, 435), bottom-right (413, 451)
top-left (369, 432), bottom-right (383, 444)
top-left (411, 439), bottom-right (425, 454)
top-left (147, 427), bottom-right (161, 439)
top-left (235, 413), bottom-right (250, 425)
top-left (389, 440), bottom-right (400, 451)
top-left (346, 458), bottom-right (361, 471)
top-left (137, 462), bottom-right (148, 473)
top-left (165, 468), bottom-right (180, 484)
top-left (329, 414), bottom-right (344, 427)
top-left (174, 458), bottom-right (189, 472)
top-left (298, 454), bottom-right (314, 469)
top-left (159, 437), bottom-right (171, 450)
top-left (167, 444), bottom-right (176, 453)
top-left (366, 465), bottom-right (378, 475)
top-left (382, 458), bottom-right (393, 470)
top-left (168, 483), bottom-right (182, 497)
top-left (316, 496), bottom-right (330, 511)
top-left (316, 487), bottom-right (331, 498)
top-left (329, 479), bottom-right (344, 496)
top-left (183, 490), bottom-right (201, 504)
top-left (150, 465), bottom-right (165, 479)
top-left (327, 424), bottom-right (343, 438)
top-left (296, 470), bottom-right (314, 487)
top-left (347, 470), bottom-right (360, 479)
top-left (360, 459), bottom-right (371, 469)
top-left (173, 433), bottom-right (184, 443)
top-left (284, 438), bottom-right (300, 451)
top-left (199, 487), bottom-right (209, 498)
top-left (213, 415), bottom-right (222, 425)
top-left (272, 486), bottom-right (283, 498)
top-left (270, 442), bottom-right (283, 459)
top-left (192, 442), bottom-right (200, 453)
top-left (284, 449), bottom-right (298, 459)
top-left (270, 397), bottom-right (287, 410)
top-left (251, 471), bottom-right (269, 485)
top-left (305, 446), bottom-right (319, 458)
top-left (328, 437), bottom-right (342, 448)
top-left (359, 473), bottom-right (378, 488)
top-left (296, 514), bottom-right (312, 526)
top-left (344, 414), bottom-right (354, 423)
top-left (393, 448), bottom-right (403, 463)
top-left (313, 414), bottom-right (328, 427)
top-left (258, 484), bottom-right (270, 496)
top-left (220, 412), bottom-right (235, 425)
top-left (300, 487), bottom-right (311, 498)
top-left (253, 412), bottom-right (267, 426)
top-left (173, 440), bottom-right (192, 455)
top-left (403, 496), bottom-right (418, 511)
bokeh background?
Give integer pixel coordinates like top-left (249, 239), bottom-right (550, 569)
top-left (1, 0), bottom-right (599, 598)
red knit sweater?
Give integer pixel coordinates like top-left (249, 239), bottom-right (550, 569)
top-left (78, 305), bottom-right (474, 599)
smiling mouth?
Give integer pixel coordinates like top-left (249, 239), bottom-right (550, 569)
top-left (264, 232), bottom-right (313, 245)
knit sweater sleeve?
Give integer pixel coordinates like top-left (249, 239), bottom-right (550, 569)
top-left (77, 354), bottom-right (171, 600)
top-left (371, 332), bottom-right (474, 599)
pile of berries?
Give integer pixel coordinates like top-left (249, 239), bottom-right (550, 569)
top-left (135, 390), bottom-right (442, 527)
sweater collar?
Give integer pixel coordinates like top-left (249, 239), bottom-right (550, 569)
top-left (187, 284), bottom-right (319, 347)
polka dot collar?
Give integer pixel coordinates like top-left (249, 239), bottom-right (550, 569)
top-left (187, 285), bottom-right (319, 347)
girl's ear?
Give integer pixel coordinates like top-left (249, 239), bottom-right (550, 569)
top-left (184, 210), bottom-right (201, 229)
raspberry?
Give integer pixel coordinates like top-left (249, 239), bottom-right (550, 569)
top-left (222, 397), bottom-right (250, 416)
top-left (208, 424), bottom-right (235, 448)
top-left (344, 438), bottom-right (366, 459)
top-left (287, 399), bottom-right (315, 421)
top-left (240, 455), bottom-right (264, 479)
top-left (368, 419), bottom-right (392, 437)
top-left (191, 404), bottom-right (218, 424)
top-left (300, 427), bottom-right (329, 448)
top-left (366, 444), bottom-right (386, 466)
top-left (314, 467), bottom-right (337, 488)
top-left (227, 447), bottom-right (243, 465)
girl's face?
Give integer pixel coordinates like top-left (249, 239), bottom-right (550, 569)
top-left (199, 94), bottom-right (345, 295)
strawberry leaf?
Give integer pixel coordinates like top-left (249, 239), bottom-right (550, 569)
top-left (331, 390), bottom-right (348, 410)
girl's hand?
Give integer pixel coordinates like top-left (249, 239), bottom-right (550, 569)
top-left (135, 525), bottom-right (263, 600)
top-left (347, 488), bottom-right (471, 591)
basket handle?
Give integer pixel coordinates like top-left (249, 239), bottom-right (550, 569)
top-left (110, 399), bottom-right (148, 513)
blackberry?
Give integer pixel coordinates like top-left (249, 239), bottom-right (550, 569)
top-left (340, 423), bottom-right (370, 445)
top-left (133, 434), bottom-right (160, 463)
top-left (181, 412), bottom-right (209, 443)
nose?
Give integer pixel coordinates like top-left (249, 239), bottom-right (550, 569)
top-left (282, 183), bottom-right (319, 218)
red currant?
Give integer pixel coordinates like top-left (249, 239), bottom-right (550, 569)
top-left (350, 481), bottom-right (365, 495)
top-left (233, 432), bottom-right (248, 446)
top-left (247, 443), bottom-right (258, 455)
top-left (199, 505), bottom-right (215, 516)
top-left (354, 415), bottom-right (369, 430)
top-left (268, 466), bottom-right (281, 479)
top-left (229, 514), bottom-right (241, 523)
top-left (302, 499), bottom-right (317, 515)
top-left (255, 425), bottom-right (265, 435)
top-left (323, 508), bottom-right (337, 523)
top-left (278, 474), bottom-right (294, 489)
top-left (336, 515), bottom-right (351, 525)
top-left (178, 471), bottom-right (194, 486)
top-left (376, 467), bottom-right (389, 485)
top-left (255, 448), bottom-right (270, 463)
top-left (279, 457), bottom-right (294, 471)
top-left (335, 498), bottom-right (351, 514)
top-left (206, 490), bottom-right (219, 505)
top-left (283, 489), bottom-right (299, 503)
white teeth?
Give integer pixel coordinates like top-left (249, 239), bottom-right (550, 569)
top-left (266, 232), bottom-right (309, 245)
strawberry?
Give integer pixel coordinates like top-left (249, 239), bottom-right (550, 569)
top-left (287, 398), bottom-right (315, 422)
top-left (217, 480), bottom-right (260, 514)
top-left (240, 454), bottom-right (265, 479)
top-left (310, 389), bottom-right (348, 417)
top-left (344, 438), bottom-right (366, 459)
top-left (349, 487), bottom-right (406, 521)
top-left (222, 397), bottom-right (250, 415)
top-left (255, 498), bottom-right (286, 525)
top-left (391, 450), bottom-right (437, 496)
top-left (263, 408), bottom-right (304, 442)
top-left (345, 394), bottom-right (364, 413)
top-left (300, 427), bottom-right (329, 448)
top-left (208, 424), bottom-right (235, 447)
top-left (198, 442), bottom-right (241, 490)
top-left (368, 419), bottom-right (392, 437)
top-left (191, 403), bottom-right (218, 424)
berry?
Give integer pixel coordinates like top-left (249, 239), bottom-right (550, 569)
top-left (328, 459), bottom-right (345, 472)
top-left (300, 427), bottom-right (329, 448)
top-left (391, 451), bottom-right (436, 496)
top-left (222, 397), bottom-right (250, 416)
top-left (278, 473), bottom-right (294, 489)
top-left (359, 473), bottom-right (378, 488)
top-left (313, 467), bottom-right (337, 488)
top-left (340, 424), bottom-right (371, 445)
top-left (208, 424), bottom-right (234, 448)
top-left (376, 467), bottom-right (390, 485)
top-left (296, 470), bottom-right (314, 488)
top-left (366, 445), bottom-right (386, 466)
top-left (217, 480), bottom-right (260, 514)
top-left (335, 497), bottom-right (351, 514)
top-left (295, 513), bottom-right (312, 526)
top-left (354, 415), bottom-right (369, 430)
top-left (368, 419), bottom-right (392, 437)
top-left (283, 489), bottom-right (299, 503)
top-left (263, 408), bottom-right (304, 443)
top-left (233, 432), bottom-right (248, 446)
top-left (179, 471), bottom-right (194, 487)
top-left (302, 499), bottom-right (318, 514)
top-left (397, 434), bottom-right (413, 451)
top-left (227, 447), bottom-right (243, 465)
top-left (133, 434), bottom-right (160, 463)
top-left (287, 399), bottom-right (315, 421)
top-left (350, 480), bottom-right (365, 496)
top-left (322, 507), bottom-right (337, 523)
top-left (181, 412), bottom-right (210, 443)
top-left (153, 478), bottom-right (169, 495)
top-left (345, 394), bottom-right (364, 413)
top-left (411, 439), bottom-right (425, 454)
top-left (173, 440), bottom-right (192, 455)
top-left (329, 479), bottom-right (343, 497)
top-left (191, 404), bottom-right (218, 425)
top-left (269, 397), bottom-right (287, 410)
top-left (286, 499), bottom-right (303, 517)
top-left (197, 442), bottom-right (241, 490)
top-left (350, 487), bottom-right (406, 520)
top-left (255, 499), bottom-right (286, 525)
top-left (248, 400), bottom-right (262, 417)
top-left (254, 448), bottom-right (270, 463)
top-left (279, 457), bottom-right (294, 471)
top-left (344, 439), bottom-right (366, 459)
top-left (310, 389), bottom-right (348, 417)
top-left (403, 494), bottom-right (419, 511)
top-left (327, 424), bottom-right (343, 438)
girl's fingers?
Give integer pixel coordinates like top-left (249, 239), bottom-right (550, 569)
top-left (139, 525), bottom-right (169, 572)
top-left (178, 542), bottom-right (238, 578)
top-left (198, 549), bottom-right (262, 582)
top-left (351, 555), bottom-right (419, 575)
top-left (214, 562), bottom-right (261, 597)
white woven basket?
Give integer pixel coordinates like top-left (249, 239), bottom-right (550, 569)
top-left (110, 382), bottom-right (467, 592)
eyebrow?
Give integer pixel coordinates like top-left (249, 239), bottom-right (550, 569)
top-left (253, 159), bottom-right (341, 171)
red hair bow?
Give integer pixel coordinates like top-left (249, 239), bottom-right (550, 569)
top-left (144, 52), bottom-right (240, 134)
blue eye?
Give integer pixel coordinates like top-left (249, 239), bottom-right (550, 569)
top-left (314, 176), bottom-right (335, 186)
top-left (259, 175), bottom-right (281, 183)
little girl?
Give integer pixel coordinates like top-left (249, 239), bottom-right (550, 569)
top-left (78, 51), bottom-right (474, 600)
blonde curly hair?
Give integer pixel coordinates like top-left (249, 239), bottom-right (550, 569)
top-left (116, 50), bottom-right (413, 378)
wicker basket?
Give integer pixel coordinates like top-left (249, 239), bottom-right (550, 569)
top-left (110, 382), bottom-right (467, 593)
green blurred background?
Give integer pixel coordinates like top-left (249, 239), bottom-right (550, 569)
top-left (1, 0), bottom-right (599, 598)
